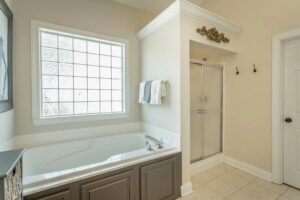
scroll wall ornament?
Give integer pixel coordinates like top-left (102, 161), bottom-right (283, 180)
top-left (196, 26), bottom-right (230, 43)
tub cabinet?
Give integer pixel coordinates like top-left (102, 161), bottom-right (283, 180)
top-left (24, 152), bottom-right (181, 200)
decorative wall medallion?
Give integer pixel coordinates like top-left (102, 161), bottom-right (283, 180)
top-left (196, 26), bottom-right (230, 44)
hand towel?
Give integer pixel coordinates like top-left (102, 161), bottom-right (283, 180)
top-left (150, 80), bottom-right (164, 105)
top-left (138, 82), bottom-right (146, 104)
top-left (143, 81), bottom-right (152, 103)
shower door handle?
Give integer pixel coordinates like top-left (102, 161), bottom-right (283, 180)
top-left (196, 109), bottom-right (207, 114)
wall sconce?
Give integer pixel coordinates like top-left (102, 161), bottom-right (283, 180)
top-left (253, 64), bottom-right (257, 73)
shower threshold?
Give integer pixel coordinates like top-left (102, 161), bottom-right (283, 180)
top-left (190, 152), bottom-right (222, 164)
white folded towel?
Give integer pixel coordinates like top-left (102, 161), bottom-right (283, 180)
top-left (150, 80), bottom-right (166, 105)
top-left (139, 82), bottom-right (146, 104)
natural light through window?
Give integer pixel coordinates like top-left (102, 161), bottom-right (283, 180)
top-left (39, 28), bottom-right (125, 118)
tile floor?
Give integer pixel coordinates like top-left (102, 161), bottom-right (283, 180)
top-left (179, 164), bottom-right (300, 200)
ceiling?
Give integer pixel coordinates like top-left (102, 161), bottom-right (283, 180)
top-left (113, 0), bottom-right (204, 15)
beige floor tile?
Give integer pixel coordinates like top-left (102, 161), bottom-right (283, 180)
top-left (206, 178), bottom-right (239, 197)
top-left (283, 187), bottom-right (300, 200)
top-left (207, 165), bottom-right (231, 177)
top-left (191, 176), bottom-right (204, 189)
top-left (241, 182), bottom-right (280, 200)
top-left (231, 168), bottom-right (257, 181)
top-left (253, 179), bottom-right (289, 194)
top-left (277, 196), bottom-right (291, 200)
top-left (219, 172), bottom-right (252, 189)
top-left (193, 185), bottom-right (225, 200)
top-left (219, 163), bottom-right (236, 171)
top-left (193, 171), bottom-right (216, 184)
top-left (227, 191), bottom-right (259, 200)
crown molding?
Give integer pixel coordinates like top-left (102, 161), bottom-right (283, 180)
top-left (137, 0), bottom-right (242, 40)
top-left (137, 0), bottom-right (180, 39)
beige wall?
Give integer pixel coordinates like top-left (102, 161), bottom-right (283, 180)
top-left (13, 0), bottom-right (152, 135)
top-left (140, 15), bottom-right (181, 133)
top-left (0, 0), bottom-right (14, 147)
top-left (201, 0), bottom-right (300, 171)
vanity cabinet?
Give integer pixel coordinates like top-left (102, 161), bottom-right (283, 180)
top-left (24, 153), bottom-right (181, 200)
top-left (0, 149), bottom-right (24, 200)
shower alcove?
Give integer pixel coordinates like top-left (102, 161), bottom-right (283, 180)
top-left (137, 0), bottom-right (242, 196)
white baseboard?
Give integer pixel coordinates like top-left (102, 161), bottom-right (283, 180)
top-left (181, 181), bottom-right (193, 197)
top-left (224, 156), bottom-right (272, 182)
top-left (9, 122), bottom-right (142, 149)
top-left (190, 153), bottom-right (224, 176)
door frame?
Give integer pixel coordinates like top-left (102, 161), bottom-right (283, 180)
top-left (272, 28), bottom-right (300, 184)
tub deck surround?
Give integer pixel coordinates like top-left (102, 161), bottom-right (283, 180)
top-left (22, 132), bottom-right (180, 196)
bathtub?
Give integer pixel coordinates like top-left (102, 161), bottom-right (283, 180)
top-left (22, 132), bottom-right (179, 195)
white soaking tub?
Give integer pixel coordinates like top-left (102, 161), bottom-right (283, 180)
top-left (22, 132), bottom-right (179, 195)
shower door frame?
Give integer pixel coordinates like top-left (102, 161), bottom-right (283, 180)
top-left (190, 59), bottom-right (224, 164)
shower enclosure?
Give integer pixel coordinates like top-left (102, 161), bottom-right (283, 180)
top-left (190, 60), bottom-right (223, 163)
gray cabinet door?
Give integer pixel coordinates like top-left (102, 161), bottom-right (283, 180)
top-left (140, 158), bottom-right (179, 200)
top-left (80, 170), bottom-right (135, 200)
top-left (36, 190), bottom-right (71, 200)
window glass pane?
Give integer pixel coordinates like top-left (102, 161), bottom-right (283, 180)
top-left (112, 45), bottom-right (122, 57)
top-left (59, 36), bottom-right (73, 50)
top-left (43, 103), bottom-right (58, 117)
top-left (59, 50), bottom-right (73, 63)
top-left (59, 89), bottom-right (73, 102)
top-left (74, 90), bottom-right (87, 101)
top-left (100, 67), bottom-right (111, 78)
top-left (42, 33), bottom-right (57, 48)
top-left (100, 79), bottom-right (111, 89)
top-left (112, 101), bottom-right (122, 112)
top-left (101, 102), bottom-right (111, 113)
top-left (74, 64), bottom-right (87, 77)
top-left (112, 68), bottom-right (122, 79)
top-left (39, 29), bottom-right (125, 118)
top-left (74, 39), bottom-right (86, 52)
top-left (74, 77), bottom-right (87, 89)
top-left (88, 66), bottom-right (100, 77)
top-left (74, 52), bottom-right (87, 64)
top-left (100, 90), bottom-right (111, 101)
top-left (112, 57), bottom-right (122, 68)
top-left (112, 90), bottom-right (122, 101)
top-left (88, 102), bottom-right (100, 113)
top-left (43, 89), bottom-right (58, 102)
top-left (42, 61), bottom-right (58, 75)
top-left (59, 76), bottom-right (73, 89)
top-left (75, 102), bottom-right (87, 114)
top-left (88, 78), bottom-right (100, 89)
top-left (100, 55), bottom-right (111, 67)
top-left (88, 41), bottom-right (99, 54)
top-left (100, 44), bottom-right (111, 55)
top-left (42, 47), bottom-right (58, 62)
top-left (59, 63), bottom-right (73, 76)
top-left (43, 75), bottom-right (58, 88)
top-left (88, 54), bottom-right (99, 66)
top-left (59, 103), bottom-right (73, 115)
top-left (88, 90), bottom-right (100, 101)
top-left (112, 79), bottom-right (122, 90)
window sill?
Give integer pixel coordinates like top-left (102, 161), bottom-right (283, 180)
top-left (33, 112), bottom-right (130, 126)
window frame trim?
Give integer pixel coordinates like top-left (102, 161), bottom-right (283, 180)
top-left (31, 20), bottom-right (130, 126)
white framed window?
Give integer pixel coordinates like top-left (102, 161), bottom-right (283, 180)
top-left (31, 21), bottom-right (129, 125)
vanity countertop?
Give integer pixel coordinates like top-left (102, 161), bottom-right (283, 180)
top-left (0, 149), bottom-right (24, 178)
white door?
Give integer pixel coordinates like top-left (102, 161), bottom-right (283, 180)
top-left (283, 38), bottom-right (300, 189)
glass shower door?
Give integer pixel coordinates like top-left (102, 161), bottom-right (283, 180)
top-left (190, 63), bottom-right (223, 163)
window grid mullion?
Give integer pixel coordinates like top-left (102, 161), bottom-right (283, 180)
top-left (40, 30), bottom-right (124, 118)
